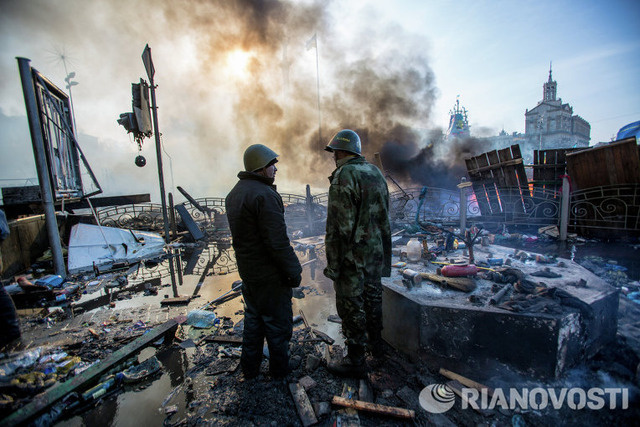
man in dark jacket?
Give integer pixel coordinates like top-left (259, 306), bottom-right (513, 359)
top-left (225, 144), bottom-right (302, 379)
top-left (323, 129), bottom-right (392, 377)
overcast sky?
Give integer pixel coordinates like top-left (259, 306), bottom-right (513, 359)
top-left (1, 0), bottom-right (638, 202)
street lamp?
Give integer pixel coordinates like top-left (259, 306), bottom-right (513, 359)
top-left (64, 71), bottom-right (79, 133)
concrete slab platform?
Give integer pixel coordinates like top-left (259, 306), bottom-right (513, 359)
top-left (381, 244), bottom-right (619, 378)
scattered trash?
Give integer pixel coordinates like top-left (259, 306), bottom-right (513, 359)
top-left (34, 274), bottom-right (65, 288)
top-left (122, 356), bottom-right (161, 383)
top-left (0, 348), bottom-right (42, 380)
top-left (186, 309), bottom-right (218, 329)
top-left (82, 374), bottom-right (122, 401)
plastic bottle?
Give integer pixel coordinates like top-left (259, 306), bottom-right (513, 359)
top-left (82, 375), bottom-right (117, 401)
top-left (406, 238), bottom-right (422, 262)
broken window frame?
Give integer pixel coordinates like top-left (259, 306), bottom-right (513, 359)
top-left (31, 68), bottom-right (102, 201)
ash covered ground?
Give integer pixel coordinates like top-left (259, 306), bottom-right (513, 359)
top-left (2, 238), bottom-right (639, 426)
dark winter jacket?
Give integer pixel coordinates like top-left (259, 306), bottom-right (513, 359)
top-left (225, 171), bottom-right (302, 286)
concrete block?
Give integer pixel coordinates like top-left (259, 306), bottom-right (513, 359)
top-left (382, 246), bottom-right (619, 379)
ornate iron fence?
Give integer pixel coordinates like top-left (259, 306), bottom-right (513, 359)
top-left (181, 241), bottom-right (237, 276)
top-left (570, 184), bottom-right (640, 235)
top-left (98, 203), bottom-right (164, 230)
top-left (97, 184), bottom-right (639, 243)
top-left (390, 187), bottom-right (466, 225)
top-left (465, 186), bottom-right (562, 229)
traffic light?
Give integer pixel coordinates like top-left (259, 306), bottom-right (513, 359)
top-left (117, 79), bottom-right (153, 142)
top-left (132, 79), bottom-right (152, 136)
top-left (117, 112), bottom-right (138, 134)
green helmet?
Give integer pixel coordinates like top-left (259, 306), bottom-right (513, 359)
top-left (243, 144), bottom-right (279, 172)
top-left (325, 129), bottom-right (361, 155)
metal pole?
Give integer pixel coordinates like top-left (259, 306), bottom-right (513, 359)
top-left (168, 192), bottom-right (177, 240)
top-left (305, 184), bottom-right (314, 237)
top-left (144, 46), bottom-right (177, 295)
top-left (457, 178), bottom-right (472, 234)
top-left (559, 175), bottom-right (570, 241)
top-left (314, 40), bottom-right (322, 149)
top-left (16, 57), bottom-right (66, 278)
top-left (148, 78), bottom-right (171, 244)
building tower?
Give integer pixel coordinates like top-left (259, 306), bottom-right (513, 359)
top-left (543, 65), bottom-right (557, 102)
top-left (524, 63), bottom-right (591, 152)
top-left (446, 97), bottom-right (470, 140)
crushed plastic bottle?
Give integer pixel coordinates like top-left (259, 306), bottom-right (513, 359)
top-left (0, 347), bottom-right (42, 380)
top-left (186, 309), bottom-right (218, 328)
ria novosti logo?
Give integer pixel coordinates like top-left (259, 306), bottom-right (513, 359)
top-left (419, 384), bottom-right (630, 413)
top-left (418, 384), bottom-right (456, 413)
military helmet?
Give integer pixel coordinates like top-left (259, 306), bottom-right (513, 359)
top-left (325, 129), bottom-right (361, 155)
top-left (243, 144), bottom-right (279, 172)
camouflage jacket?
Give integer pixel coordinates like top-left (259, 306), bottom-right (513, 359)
top-left (324, 156), bottom-right (392, 281)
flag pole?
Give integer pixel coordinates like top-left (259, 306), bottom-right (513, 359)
top-left (314, 36), bottom-right (322, 149)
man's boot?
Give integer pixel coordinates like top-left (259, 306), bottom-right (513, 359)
top-left (366, 331), bottom-right (386, 369)
top-left (327, 345), bottom-right (367, 378)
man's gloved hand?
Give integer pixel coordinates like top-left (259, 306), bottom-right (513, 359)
top-left (323, 267), bottom-right (339, 281)
top-left (286, 274), bottom-right (302, 288)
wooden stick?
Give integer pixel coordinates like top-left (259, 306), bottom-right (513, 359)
top-left (439, 368), bottom-right (493, 396)
top-left (331, 396), bottom-right (415, 420)
top-left (420, 272), bottom-right (476, 292)
top-left (290, 383), bottom-right (318, 427)
top-left (430, 261), bottom-right (495, 272)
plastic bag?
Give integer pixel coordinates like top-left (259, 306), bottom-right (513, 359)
top-left (186, 309), bottom-right (218, 328)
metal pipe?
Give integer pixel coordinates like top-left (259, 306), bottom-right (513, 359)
top-left (16, 57), bottom-right (66, 278)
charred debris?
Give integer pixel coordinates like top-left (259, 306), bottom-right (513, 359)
top-left (1, 57), bottom-right (639, 426)
top-left (1, 171), bottom-right (640, 426)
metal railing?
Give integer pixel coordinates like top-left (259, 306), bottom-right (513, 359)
top-left (96, 183), bottom-right (640, 239)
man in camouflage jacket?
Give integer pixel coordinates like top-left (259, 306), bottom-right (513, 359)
top-left (323, 129), bottom-right (392, 377)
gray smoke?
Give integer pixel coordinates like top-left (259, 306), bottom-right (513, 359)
top-left (0, 0), bottom-right (471, 200)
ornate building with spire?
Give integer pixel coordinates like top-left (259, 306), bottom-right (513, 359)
top-left (524, 65), bottom-right (591, 152)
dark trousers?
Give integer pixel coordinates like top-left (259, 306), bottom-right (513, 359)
top-left (241, 279), bottom-right (293, 378)
top-left (0, 285), bottom-right (21, 348)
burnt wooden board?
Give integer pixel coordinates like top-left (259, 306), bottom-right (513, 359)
top-left (331, 396), bottom-right (415, 420)
top-left (289, 382), bottom-right (318, 427)
top-left (566, 138), bottom-right (640, 190)
top-left (465, 145), bottom-right (529, 217)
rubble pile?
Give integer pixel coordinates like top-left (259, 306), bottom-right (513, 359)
top-left (0, 225), bottom-right (638, 425)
